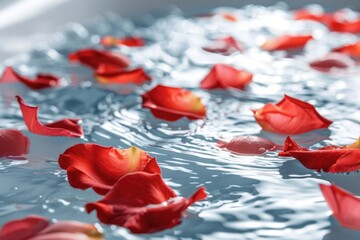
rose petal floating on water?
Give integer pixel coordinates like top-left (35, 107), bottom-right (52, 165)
top-left (279, 137), bottom-right (360, 173)
top-left (309, 53), bottom-right (353, 72)
top-left (333, 42), bottom-right (360, 58)
top-left (222, 13), bottom-right (237, 22)
top-left (86, 172), bottom-right (207, 234)
top-left (320, 183), bottom-right (360, 230)
top-left (142, 85), bottom-right (206, 121)
top-left (294, 9), bottom-right (360, 33)
top-left (200, 63), bottom-right (253, 90)
top-left (293, 9), bottom-right (329, 23)
top-left (328, 11), bottom-right (360, 33)
top-left (0, 215), bottom-right (103, 240)
top-left (0, 66), bottom-right (60, 90)
top-left (262, 35), bottom-right (313, 51)
top-left (68, 48), bottom-right (130, 69)
top-left (100, 36), bottom-right (145, 47)
top-left (94, 64), bottom-right (151, 85)
top-left (58, 144), bottom-right (160, 195)
top-left (278, 136), bottom-right (307, 157)
top-left (0, 129), bottom-right (29, 159)
top-left (217, 136), bottom-right (279, 155)
top-left (16, 96), bottom-right (83, 138)
top-left (202, 36), bottom-right (243, 55)
top-left (253, 95), bottom-right (332, 135)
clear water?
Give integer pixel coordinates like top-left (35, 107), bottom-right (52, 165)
top-left (1, 4), bottom-right (360, 240)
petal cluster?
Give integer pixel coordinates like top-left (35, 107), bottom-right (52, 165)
top-left (86, 172), bottom-right (207, 234)
top-left (59, 143), bottom-right (207, 234)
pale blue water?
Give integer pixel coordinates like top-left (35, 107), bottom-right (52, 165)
top-left (1, 4), bottom-right (360, 240)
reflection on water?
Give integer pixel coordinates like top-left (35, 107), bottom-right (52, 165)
top-left (1, 4), bottom-right (360, 240)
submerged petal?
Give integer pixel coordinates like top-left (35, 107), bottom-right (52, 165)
top-left (309, 53), bottom-right (353, 72)
top-left (217, 136), bottom-right (278, 155)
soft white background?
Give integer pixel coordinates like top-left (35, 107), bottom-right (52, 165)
top-left (0, 0), bottom-right (359, 60)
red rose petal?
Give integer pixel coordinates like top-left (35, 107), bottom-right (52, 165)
top-left (203, 36), bottom-right (243, 55)
top-left (217, 136), bottom-right (278, 155)
top-left (0, 66), bottom-right (60, 90)
top-left (290, 149), bottom-right (360, 173)
top-left (262, 35), bottom-right (313, 51)
top-left (0, 215), bottom-right (49, 240)
top-left (36, 221), bottom-right (103, 239)
top-left (278, 136), bottom-right (307, 156)
top-left (100, 36), bottom-right (145, 47)
top-left (16, 96), bottom-right (83, 138)
top-left (68, 48), bottom-right (130, 69)
top-left (0, 129), bottom-right (29, 159)
top-left (279, 137), bottom-right (360, 173)
top-left (293, 9), bottom-right (329, 23)
top-left (329, 19), bottom-right (360, 33)
top-left (320, 183), bottom-right (360, 230)
top-left (95, 64), bottom-right (151, 85)
top-left (253, 95), bottom-right (332, 134)
top-left (333, 42), bottom-right (360, 58)
top-left (0, 215), bottom-right (103, 240)
top-left (86, 172), bottom-right (207, 233)
top-left (309, 53), bottom-right (353, 72)
top-left (200, 64), bottom-right (253, 90)
top-left (142, 85), bottom-right (207, 121)
top-left (222, 13), bottom-right (237, 22)
top-left (328, 11), bottom-right (360, 33)
top-left (58, 144), bottom-right (161, 195)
